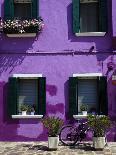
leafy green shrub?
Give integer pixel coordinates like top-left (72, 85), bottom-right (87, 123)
top-left (87, 114), bottom-right (111, 137)
top-left (42, 116), bottom-right (64, 137)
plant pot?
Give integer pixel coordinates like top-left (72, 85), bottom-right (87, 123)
top-left (31, 112), bottom-right (35, 115)
top-left (82, 111), bottom-right (87, 115)
top-left (93, 137), bottom-right (106, 149)
top-left (48, 136), bottom-right (59, 150)
top-left (21, 111), bottom-right (27, 115)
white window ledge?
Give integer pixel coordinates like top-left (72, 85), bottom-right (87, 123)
top-left (75, 32), bottom-right (106, 37)
top-left (13, 74), bottom-right (42, 79)
top-left (73, 114), bottom-right (105, 120)
top-left (73, 73), bottom-right (102, 79)
top-left (6, 33), bottom-right (36, 38)
top-left (73, 115), bottom-right (87, 120)
top-left (12, 115), bottom-right (43, 119)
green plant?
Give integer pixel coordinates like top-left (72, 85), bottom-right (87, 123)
top-left (87, 114), bottom-right (111, 137)
top-left (20, 104), bottom-right (29, 111)
top-left (27, 105), bottom-right (35, 113)
top-left (80, 104), bottom-right (88, 111)
top-left (42, 116), bottom-right (64, 137)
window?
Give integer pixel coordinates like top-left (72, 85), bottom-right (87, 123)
top-left (14, 2), bottom-right (32, 19)
top-left (78, 79), bottom-right (97, 113)
top-left (80, 0), bottom-right (98, 32)
top-left (69, 76), bottom-right (108, 117)
top-left (7, 76), bottom-right (46, 117)
top-left (18, 79), bottom-right (38, 113)
top-left (73, 0), bottom-right (108, 36)
top-left (4, 0), bottom-right (38, 20)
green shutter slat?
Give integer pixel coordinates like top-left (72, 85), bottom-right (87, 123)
top-left (4, 0), bottom-right (14, 20)
top-left (32, 0), bottom-right (38, 18)
top-left (8, 77), bottom-right (18, 117)
top-left (37, 77), bottom-right (46, 115)
top-left (69, 77), bottom-right (78, 118)
top-left (73, 0), bottom-right (80, 33)
top-left (99, 0), bottom-right (108, 32)
top-left (98, 76), bottom-right (108, 115)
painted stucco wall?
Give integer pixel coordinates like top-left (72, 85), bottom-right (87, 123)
top-left (0, 0), bottom-right (116, 141)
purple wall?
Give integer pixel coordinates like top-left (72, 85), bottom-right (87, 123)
top-left (0, 0), bottom-right (116, 141)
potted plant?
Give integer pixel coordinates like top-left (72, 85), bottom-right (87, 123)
top-left (28, 105), bottom-right (35, 115)
top-left (20, 104), bottom-right (28, 115)
top-left (87, 114), bottom-right (111, 149)
top-left (42, 116), bottom-right (64, 150)
top-left (80, 104), bottom-right (88, 115)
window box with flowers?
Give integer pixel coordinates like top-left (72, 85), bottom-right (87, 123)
top-left (2, 18), bottom-right (44, 37)
top-left (1, 0), bottom-right (44, 37)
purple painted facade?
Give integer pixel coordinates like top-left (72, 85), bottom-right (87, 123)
top-left (0, 0), bottom-right (116, 141)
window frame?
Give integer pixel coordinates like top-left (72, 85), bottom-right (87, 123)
top-left (4, 0), bottom-right (38, 20)
top-left (73, 0), bottom-right (108, 36)
top-left (8, 74), bottom-right (46, 119)
top-left (69, 73), bottom-right (108, 120)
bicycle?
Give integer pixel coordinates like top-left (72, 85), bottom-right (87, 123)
top-left (59, 120), bottom-right (90, 146)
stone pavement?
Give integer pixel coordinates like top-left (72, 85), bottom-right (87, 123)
top-left (0, 142), bottom-right (116, 155)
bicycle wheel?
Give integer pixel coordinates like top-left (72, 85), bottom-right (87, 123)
top-left (59, 125), bottom-right (79, 146)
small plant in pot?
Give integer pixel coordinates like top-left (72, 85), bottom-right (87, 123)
top-left (28, 105), bottom-right (35, 115)
top-left (87, 114), bottom-right (111, 150)
top-left (80, 104), bottom-right (88, 115)
top-left (20, 104), bottom-right (28, 115)
top-left (42, 116), bottom-right (64, 150)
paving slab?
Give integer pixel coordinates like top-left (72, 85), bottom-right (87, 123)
top-left (0, 142), bottom-right (115, 155)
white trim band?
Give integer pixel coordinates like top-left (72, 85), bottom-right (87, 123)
top-left (12, 115), bottom-right (43, 119)
top-left (13, 74), bottom-right (42, 78)
top-left (73, 73), bottom-right (102, 77)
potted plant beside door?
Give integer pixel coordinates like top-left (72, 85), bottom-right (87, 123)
top-left (42, 116), bottom-right (64, 150)
top-left (87, 114), bottom-right (111, 150)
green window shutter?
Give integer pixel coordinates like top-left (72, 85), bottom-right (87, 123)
top-left (73, 0), bottom-right (80, 33)
top-left (98, 76), bottom-right (108, 115)
top-left (4, 0), bottom-right (14, 20)
top-left (37, 77), bottom-right (46, 115)
top-left (69, 77), bottom-right (78, 118)
top-left (32, 0), bottom-right (38, 18)
top-left (98, 0), bottom-right (108, 32)
top-left (8, 77), bottom-right (18, 117)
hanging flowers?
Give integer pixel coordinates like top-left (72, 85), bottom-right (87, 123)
top-left (0, 17), bottom-right (44, 34)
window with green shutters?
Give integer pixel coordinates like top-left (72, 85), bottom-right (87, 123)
top-left (73, 0), bottom-right (108, 36)
top-left (69, 76), bottom-right (108, 117)
top-left (8, 77), bottom-right (46, 117)
top-left (4, 0), bottom-right (38, 20)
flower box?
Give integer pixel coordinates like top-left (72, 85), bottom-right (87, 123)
top-left (6, 33), bottom-right (36, 37)
top-left (0, 18), bottom-right (44, 37)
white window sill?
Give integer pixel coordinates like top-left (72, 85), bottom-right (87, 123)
top-left (12, 115), bottom-right (43, 119)
top-left (6, 33), bottom-right (36, 38)
top-left (73, 115), bottom-right (88, 119)
top-left (75, 32), bottom-right (106, 37)
top-left (73, 114), bottom-right (105, 120)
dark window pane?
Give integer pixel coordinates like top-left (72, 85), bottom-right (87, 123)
top-left (14, 3), bottom-right (32, 19)
top-left (80, 2), bottom-right (98, 32)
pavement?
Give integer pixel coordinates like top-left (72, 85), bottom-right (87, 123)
top-left (0, 141), bottom-right (116, 155)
